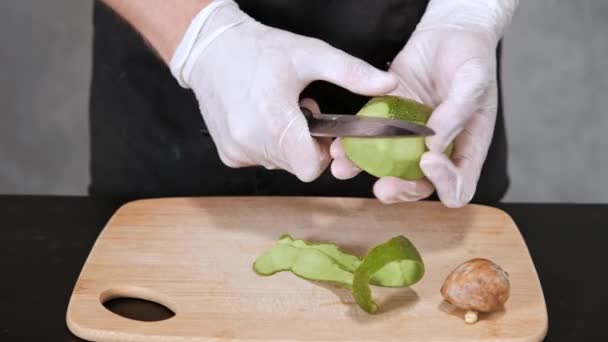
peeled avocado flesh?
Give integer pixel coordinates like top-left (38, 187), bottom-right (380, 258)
top-left (342, 96), bottom-right (454, 180)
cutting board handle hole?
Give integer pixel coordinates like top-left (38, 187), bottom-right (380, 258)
top-left (100, 286), bottom-right (177, 322)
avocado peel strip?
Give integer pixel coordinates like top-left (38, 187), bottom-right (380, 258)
top-left (253, 234), bottom-right (357, 286)
top-left (253, 234), bottom-right (424, 313)
top-left (352, 236), bottom-right (424, 313)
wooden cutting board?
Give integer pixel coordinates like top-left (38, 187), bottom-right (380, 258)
top-left (66, 197), bottom-right (547, 342)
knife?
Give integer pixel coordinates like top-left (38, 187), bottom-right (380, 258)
top-left (301, 107), bottom-right (434, 138)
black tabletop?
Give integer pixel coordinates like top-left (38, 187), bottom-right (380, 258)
top-left (0, 196), bottom-right (606, 341)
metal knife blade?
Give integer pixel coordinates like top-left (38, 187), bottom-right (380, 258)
top-left (301, 108), bottom-right (435, 138)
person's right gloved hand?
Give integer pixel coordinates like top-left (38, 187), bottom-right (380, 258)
top-left (169, 0), bottom-right (398, 182)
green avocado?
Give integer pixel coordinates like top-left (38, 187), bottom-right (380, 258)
top-left (342, 96), bottom-right (454, 180)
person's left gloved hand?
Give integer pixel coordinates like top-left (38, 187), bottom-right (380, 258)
top-left (330, 0), bottom-right (518, 208)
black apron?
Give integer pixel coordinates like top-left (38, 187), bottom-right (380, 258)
top-left (89, 0), bottom-right (509, 203)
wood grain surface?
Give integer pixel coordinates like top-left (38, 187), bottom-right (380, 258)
top-left (66, 197), bottom-right (547, 341)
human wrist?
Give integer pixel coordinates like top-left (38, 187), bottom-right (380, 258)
top-left (101, 0), bottom-right (214, 63)
top-left (416, 0), bottom-right (519, 44)
top-left (170, 0), bottom-right (250, 88)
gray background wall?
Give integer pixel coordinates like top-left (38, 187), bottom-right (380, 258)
top-left (1, 0), bottom-right (606, 202)
top-left (0, 0), bottom-right (91, 195)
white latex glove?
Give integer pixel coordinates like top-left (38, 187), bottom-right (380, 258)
top-left (331, 0), bottom-right (518, 207)
top-left (170, 0), bottom-right (398, 182)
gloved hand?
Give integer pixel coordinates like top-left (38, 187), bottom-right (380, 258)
top-left (170, 0), bottom-right (398, 182)
top-left (330, 0), bottom-right (518, 207)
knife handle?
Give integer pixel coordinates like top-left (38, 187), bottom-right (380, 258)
top-left (300, 107), bottom-right (314, 122)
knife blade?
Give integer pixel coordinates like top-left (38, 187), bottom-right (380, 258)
top-left (301, 108), bottom-right (435, 138)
